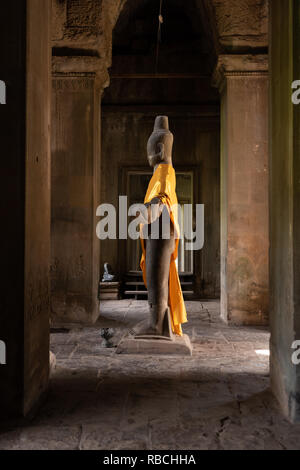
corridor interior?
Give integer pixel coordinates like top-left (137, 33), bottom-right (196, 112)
top-left (1, 300), bottom-right (300, 450)
top-left (2, 0), bottom-right (300, 450)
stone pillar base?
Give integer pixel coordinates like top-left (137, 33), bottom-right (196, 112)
top-left (116, 334), bottom-right (193, 356)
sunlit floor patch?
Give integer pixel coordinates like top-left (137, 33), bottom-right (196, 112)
top-left (255, 349), bottom-right (270, 357)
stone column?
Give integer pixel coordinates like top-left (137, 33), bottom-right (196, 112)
top-left (269, 0), bottom-right (300, 422)
top-left (0, 0), bottom-right (51, 417)
top-left (213, 55), bottom-right (269, 326)
top-left (51, 58), bottom-right (108, 326)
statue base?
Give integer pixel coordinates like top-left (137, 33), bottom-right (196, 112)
top-left (116, 333), bottom-right (192, 356)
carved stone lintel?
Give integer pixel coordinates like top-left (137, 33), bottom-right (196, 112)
top-left (52, 75), bottom-right (96, 92)
top-left (212, 54), bottom-right (269, 92)
top-left (211, 0), bottom-right (268, 51)
top-left (52, 0), bottom-right (127, 66)
top-left (52, 56), bottom-right (110, 91)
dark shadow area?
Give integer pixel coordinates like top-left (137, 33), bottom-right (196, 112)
top-left (1, 301), bottom-right (292, 450)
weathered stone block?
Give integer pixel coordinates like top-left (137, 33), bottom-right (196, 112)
top-left (116, 334), bottom-right (193, 356)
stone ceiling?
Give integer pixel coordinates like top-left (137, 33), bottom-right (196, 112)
top-left (52, 0), bottom-right (268, 71)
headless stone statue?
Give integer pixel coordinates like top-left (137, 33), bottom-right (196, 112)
top-left (117, 116), bottom-right (191, 355)
top-left (134, 116), bottom-right (186, 339)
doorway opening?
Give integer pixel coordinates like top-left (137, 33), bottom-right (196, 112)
top-left (100, 0), bottom-right (220, 302)
top-left (125, 170), bottom-right (194, 274)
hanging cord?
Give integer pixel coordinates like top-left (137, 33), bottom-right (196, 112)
top-left (155, 0), bottom-right (163, 74)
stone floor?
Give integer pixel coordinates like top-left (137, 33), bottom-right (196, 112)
top-left (1, 300), bottom-right (300, 450)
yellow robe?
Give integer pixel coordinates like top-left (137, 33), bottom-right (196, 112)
top-left (140, 163), bottom-right (187, 336)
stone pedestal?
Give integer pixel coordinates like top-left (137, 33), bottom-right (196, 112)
top-left (117, 334), bottom-right (193, 356)
top-left (51, 59), bottom-right (108, 326)
top-left (213, 55), bottom-right (269, 326)
top-left (99, 282), bottom-right (121, 300)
